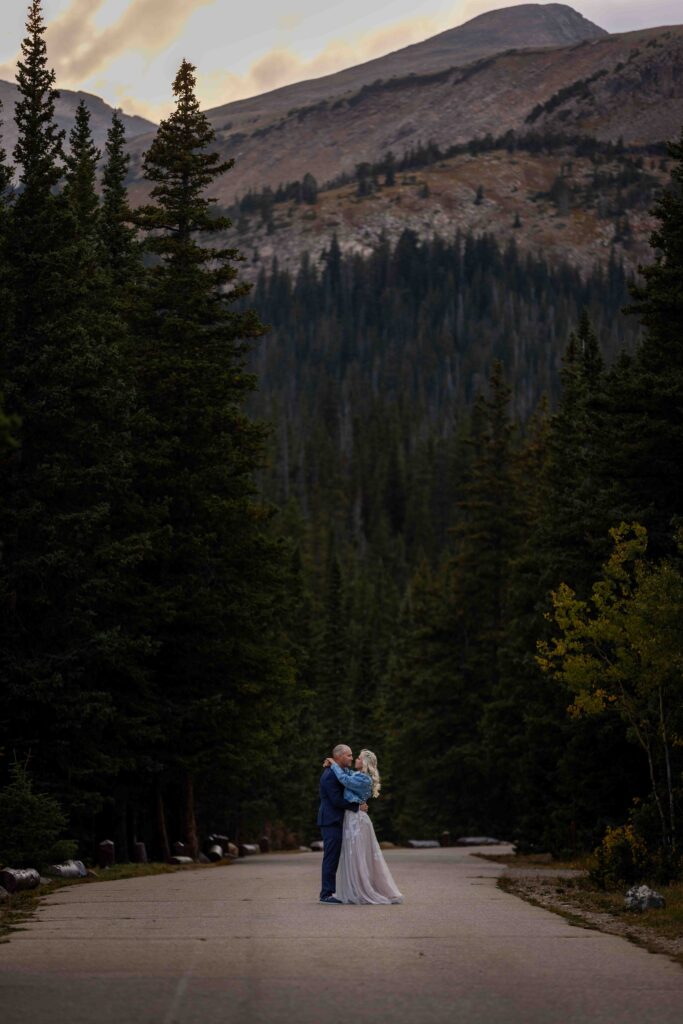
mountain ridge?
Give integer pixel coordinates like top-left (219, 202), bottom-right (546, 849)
top-left (198, 3), bottom-right (607, 132)
top-left (0, 78), bottom-right (156, 157)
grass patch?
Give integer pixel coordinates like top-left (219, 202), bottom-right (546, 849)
top-left (560, 876), bottom-right (683, 942)
top-left (0, 888), bottom-right (43, 942)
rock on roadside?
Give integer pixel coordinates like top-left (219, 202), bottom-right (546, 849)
top-left (625, 885), bottom-right (666, 912)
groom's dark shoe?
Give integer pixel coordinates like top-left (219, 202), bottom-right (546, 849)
top-left (320, 895), bottom-right (343, 904)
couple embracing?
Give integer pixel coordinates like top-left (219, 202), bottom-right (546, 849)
top-left (317, 744), bottom-right (403, 905)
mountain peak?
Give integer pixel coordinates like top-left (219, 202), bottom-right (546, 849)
top-left (452, 3), bottom-right (607, 42)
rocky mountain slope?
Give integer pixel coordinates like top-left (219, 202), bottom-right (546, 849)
top-left (173, 23), bottom-right (681, 206)
top-left (0, 79), bottom-right (155, 156)
top-left (226, 140), bottom-right (669, 281)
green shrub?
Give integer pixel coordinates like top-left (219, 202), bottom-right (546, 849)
top-left (590, 823), bottom-right (650, 889)
top-left (0, 759), bottom-right (77, 868)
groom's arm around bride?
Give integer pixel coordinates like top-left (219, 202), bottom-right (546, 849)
top-left (317, 744), bottom-right (366, 903)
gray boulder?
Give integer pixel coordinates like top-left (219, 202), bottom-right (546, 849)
top-left (624, 884), bottom-right (666, 912)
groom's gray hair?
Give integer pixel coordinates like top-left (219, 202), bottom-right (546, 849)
top-left (332, 744), bottom-right (351, 757)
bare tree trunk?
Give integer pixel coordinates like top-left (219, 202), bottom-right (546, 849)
top-left (625, 700), bottom-right (670, 850)
top-left (659, 687), bottom-right (676, 845)
top-left (643, 735), bottom-right (669, 849)
top-left (184, 772), bottom-right (200, 860)
top-left (156, 780), bottom-right (171, 863)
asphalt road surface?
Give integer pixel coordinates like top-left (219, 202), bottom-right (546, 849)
top-left (2, 845), bottom-right (682, 1024)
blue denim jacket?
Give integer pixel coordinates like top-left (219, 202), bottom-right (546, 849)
top-left (330, 761), bottom-right (373, 804)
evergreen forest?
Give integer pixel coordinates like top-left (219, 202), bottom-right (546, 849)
top-left (1, 2), bottom-right (683, 881)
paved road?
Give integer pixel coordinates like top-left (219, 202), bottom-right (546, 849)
top-left (2, 846), bottom-right (682, 1024)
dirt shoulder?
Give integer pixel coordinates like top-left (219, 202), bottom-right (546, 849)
top-left (497, 871), bottom-right (683, 967)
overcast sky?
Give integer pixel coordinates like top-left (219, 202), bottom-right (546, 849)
top-left (0, 0), bottom-right (680, 120)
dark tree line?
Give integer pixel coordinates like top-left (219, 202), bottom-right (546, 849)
top-left (1, 1), bottom-right (682, 875)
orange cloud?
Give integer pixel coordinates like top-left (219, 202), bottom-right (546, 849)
top-left (40, 0), bottom-right (215, 85)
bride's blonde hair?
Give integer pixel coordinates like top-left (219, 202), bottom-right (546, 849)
top-left (358, 749), bottom-right (381, 799)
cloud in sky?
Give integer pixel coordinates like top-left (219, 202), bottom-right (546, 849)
top-left (50, 0), bottom-right (216, 81)
top-left (1, 0), bottom-right (682, 120)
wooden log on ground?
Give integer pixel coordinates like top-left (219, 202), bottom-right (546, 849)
top-left (407, 840), bottom-right (440, 848)
top-left (239, 844), bottom-right (259, 857)
top-left (46, 860), bottom-right (87, 879)
top-left (0, 868), bottom-right (41, 893)
top-left (454, 836), bottom-right (501, 846)
top-left (169, 855), bottom-right (194, 865)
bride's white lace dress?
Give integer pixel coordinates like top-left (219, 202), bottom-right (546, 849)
top-left (335, 809), bottom-right (403, 905)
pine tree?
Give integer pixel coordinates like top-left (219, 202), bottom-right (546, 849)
top-left (99, 111), bottom-right (140, 289)
top-left (453, 361), bottom-right (520, 689)
top-left (63, 101), bottom-right (100, 228)
top-left (10, 0), bottom-right (65, 339)
top-left (134, 60), bottom-right (295, 845)
top-left (539, 310), bottom-right (608, 596)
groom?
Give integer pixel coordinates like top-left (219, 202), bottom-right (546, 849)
top-left (318, 744), bottom-right (368, 904)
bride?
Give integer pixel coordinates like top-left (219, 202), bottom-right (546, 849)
top-left (322, 749), bottom-right (403, 905)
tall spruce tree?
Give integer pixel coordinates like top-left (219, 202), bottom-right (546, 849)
top-left (134, 60), bottom-right (295, 846)
top-left (63, 101), bottom-right (100, 227)
top-left (387, 364), bottom-right (522, 836)
top-left (539, 311), bottom-right (608, 596)
top-left (99, 110), bottom-right (140, 289)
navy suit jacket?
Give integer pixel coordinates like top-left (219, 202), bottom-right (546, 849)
top-left (317, 766), bottom-right (360, 827)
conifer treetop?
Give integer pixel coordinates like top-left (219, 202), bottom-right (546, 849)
top-left (64, 100), bottom-right (101, 230)
top-left (140, 59), bottom-right (233, 240)
top-left (100, 111), bottom-right (140, 284)
top-left (137, 58), bottom-right (258, 318)
top-left (13, 0), bottom-right (64, 191)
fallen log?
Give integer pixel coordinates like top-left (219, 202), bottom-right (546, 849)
top-left (46, 859), bottom-right (87, 879)
top-left (0, 868), bottom-right (41, 893)
top-left (239, 844), bottom-right (259, 857)
top-left (454, 836), bottom-right (501, 846)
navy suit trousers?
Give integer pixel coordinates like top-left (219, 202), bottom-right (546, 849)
top-left (320, 824), bottom-right (343, 898)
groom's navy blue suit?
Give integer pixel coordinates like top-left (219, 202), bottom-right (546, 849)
top-left (317, 766), bottom-right (359, 899)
